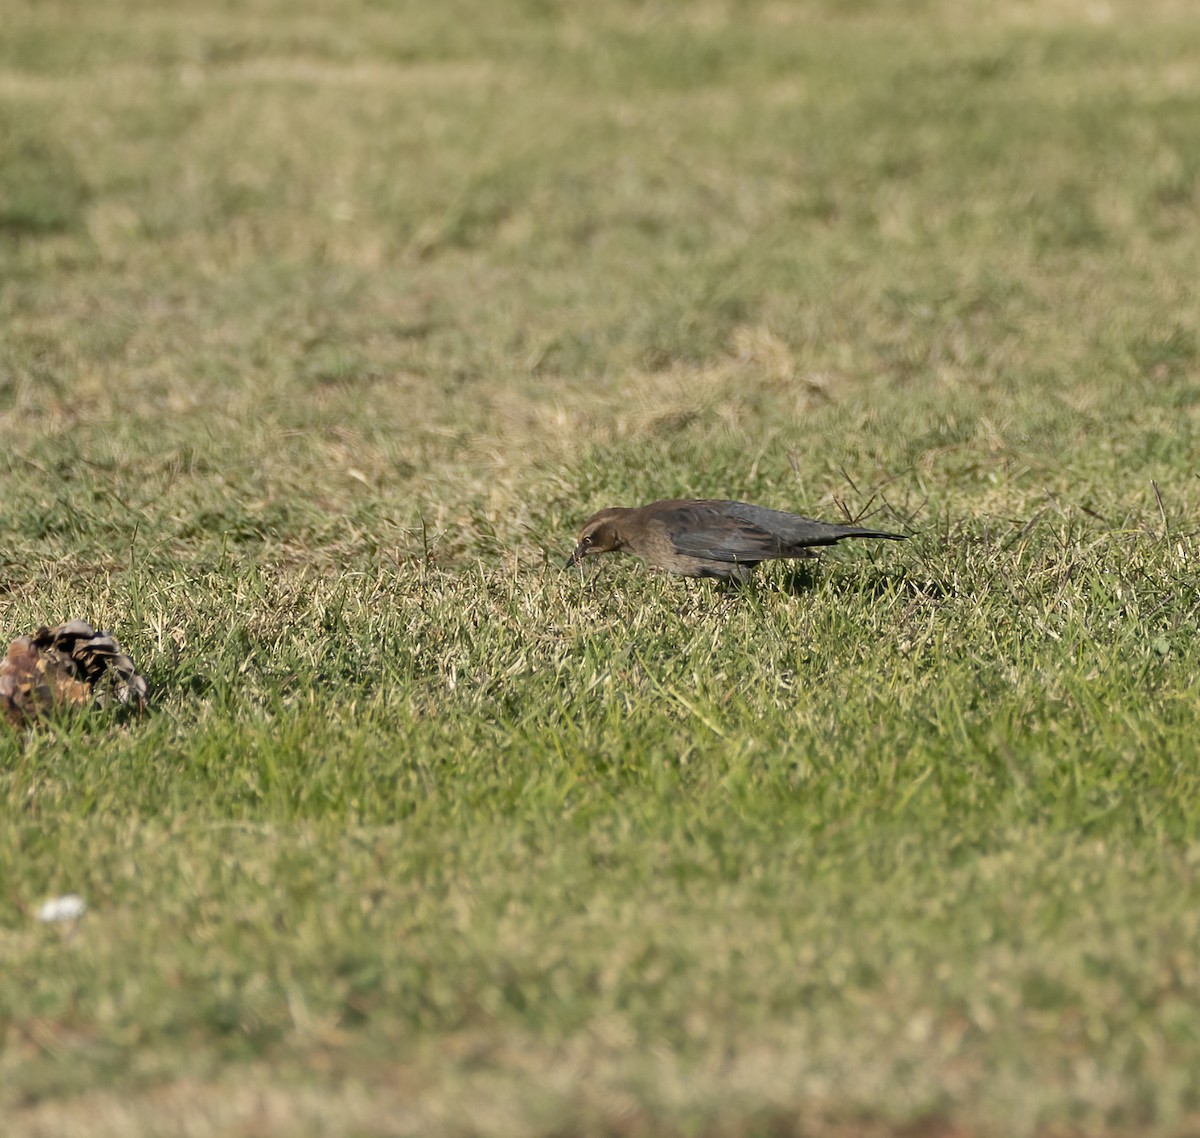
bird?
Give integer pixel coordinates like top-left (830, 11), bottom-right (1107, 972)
top-left (565, 498), bottom-right (905, 582)
top-left (0, 620), bottom-right (147, 728)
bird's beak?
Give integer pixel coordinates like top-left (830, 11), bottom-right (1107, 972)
top-left (564, 544), bottom-right (586, 569)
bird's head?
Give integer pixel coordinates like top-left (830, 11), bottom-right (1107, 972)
top-left (565, 508), bottom-right (627, 568)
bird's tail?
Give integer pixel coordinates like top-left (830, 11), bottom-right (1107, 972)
top-left (835, 527), bottom-right (907, 541)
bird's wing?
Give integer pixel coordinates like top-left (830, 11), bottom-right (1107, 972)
top-left (662, 502), bottom-right (785, 563)
top-left (667, 501), bottom-right (900, 562)
top-left (721, 501), bottom-right (898, 547)
top-left (31, 623), bottom-right (148, 708)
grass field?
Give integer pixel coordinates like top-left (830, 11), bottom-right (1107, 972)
top-left (3, 0), bottom-right (1200, 1134)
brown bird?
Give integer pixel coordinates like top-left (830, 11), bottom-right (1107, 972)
top-left (566, 499), bottom-right (905, 582)
top-left (0, 620), bottom-right (148, 728)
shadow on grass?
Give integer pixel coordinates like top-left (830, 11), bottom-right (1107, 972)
top-left (743, 564), bottom-right (955, 601)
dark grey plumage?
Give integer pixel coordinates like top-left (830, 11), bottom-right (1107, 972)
top-left (567, 498), bottom-right (905, 582)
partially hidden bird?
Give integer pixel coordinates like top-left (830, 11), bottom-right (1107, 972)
top-left (566, 498), bottom-right (905, 582)
top-left (0, 620), bottom-right (148, 728)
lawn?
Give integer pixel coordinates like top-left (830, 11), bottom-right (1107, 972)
top-left (3, 0), bottom-right (1200, 1134)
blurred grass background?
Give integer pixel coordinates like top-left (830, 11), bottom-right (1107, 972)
top-left (2, 1), bottom-right (1200, 1135)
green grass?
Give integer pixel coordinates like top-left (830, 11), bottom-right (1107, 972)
top-left (3, 0), bottom-right (1200, 1134)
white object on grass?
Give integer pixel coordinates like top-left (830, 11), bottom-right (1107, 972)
top-left (36, 894), bottom-right (87, 923)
